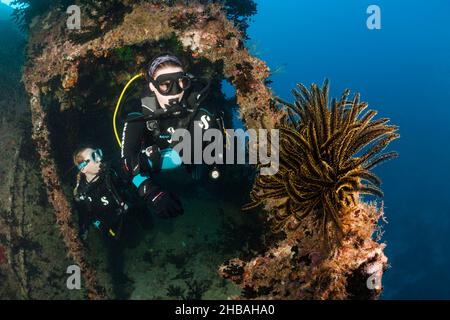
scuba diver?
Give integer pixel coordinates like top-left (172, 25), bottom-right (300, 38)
top-left (120, 53), bottom-right (226, 218)
top-left (73, 146), bottom-right (132, 241)
top-left (72, 146), bottom-right (149, 297)
top-left (72, 144), bottom-right (153, 243)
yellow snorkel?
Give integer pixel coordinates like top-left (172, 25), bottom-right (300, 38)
top-left (113, 73), bottom-right (145, 148)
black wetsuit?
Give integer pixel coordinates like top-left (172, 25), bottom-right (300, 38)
top-left (120, 78), bottom-right (225, 208)
top-left (74, 164), bottom-right (131, 240)
top-left (73, 163), bottom-right (139, 298)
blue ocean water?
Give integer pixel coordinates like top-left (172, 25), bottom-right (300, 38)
top-left (246, 0), bottom-right (450, 299)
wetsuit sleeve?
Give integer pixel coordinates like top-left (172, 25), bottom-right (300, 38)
top-left (120, 98), bottom-right (151, 177)
top-left (73, 195), bottom-right (91, 236)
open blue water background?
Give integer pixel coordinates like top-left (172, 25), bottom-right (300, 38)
top-left (245, 0), bottom-right (450, 299)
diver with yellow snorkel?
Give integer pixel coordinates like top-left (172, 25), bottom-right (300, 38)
top-left (70, 54), bottom-right (228, 297)
top-left (116, 53), bottom-right (227, 219)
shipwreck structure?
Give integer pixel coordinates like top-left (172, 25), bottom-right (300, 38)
top-left (18, 0), bottom-right (397, 299)
top-left (22, 0), bottom-right (279, 299)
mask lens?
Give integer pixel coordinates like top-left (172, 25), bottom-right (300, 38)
top-left (158, 80), bottom-right (172, 94)
top-left (153, 72), bottom-right (188, 96)
top-left (179, 76), bottom-right (191, 90)
top-left (92, 149), bottom-right (103, 163)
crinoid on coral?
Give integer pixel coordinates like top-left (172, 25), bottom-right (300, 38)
top-left (219, 80), bottom-right (398, 300)
top-left (243, 79), bottom-right (399, 247)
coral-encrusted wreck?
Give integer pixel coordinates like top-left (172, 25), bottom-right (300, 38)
top-left (22, 0), bottom-right (279, 299)
top-left (220, 81), bottom-right (397, 299)
top-left (21, 0), bottom-right (397, 300)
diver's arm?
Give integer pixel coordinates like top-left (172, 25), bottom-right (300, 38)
top-left (73, 196), bottom-right (91, 241)
top-left (121, 111), bottom-right (153, 177)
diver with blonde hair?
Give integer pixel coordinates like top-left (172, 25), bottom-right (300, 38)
top-left (72, 145), bottom-right (141, 297)
top-left (73, 146), bottom-right (132, 241)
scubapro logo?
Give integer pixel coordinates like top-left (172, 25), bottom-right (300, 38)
top-left (167, 127), bottom-right (175, 143)
top-left (101, 196), bottom-right (109, 206)
top-left (199, 115), bottom-right (211, 130)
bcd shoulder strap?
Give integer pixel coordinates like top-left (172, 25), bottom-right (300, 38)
top-left (141, 96), bottom-right (160, 133)
top-left (141, 96), bottom-right (157, 115)
top-left (104, 168), bottom-right (126, 208)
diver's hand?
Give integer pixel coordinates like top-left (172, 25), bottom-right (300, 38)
top-left (148, 190), bottom-right (184, 219)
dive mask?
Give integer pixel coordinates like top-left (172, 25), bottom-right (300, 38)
top-left (150, 72), bottom-right (191, 96)
top-left (77, 149), bottom-right (103, 171)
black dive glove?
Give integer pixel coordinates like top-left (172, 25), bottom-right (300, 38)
top-left (147, 189), bottom-right (184, 219)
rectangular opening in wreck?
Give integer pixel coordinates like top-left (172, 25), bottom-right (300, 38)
top-left (43, 40), bottom-right (238, 187)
